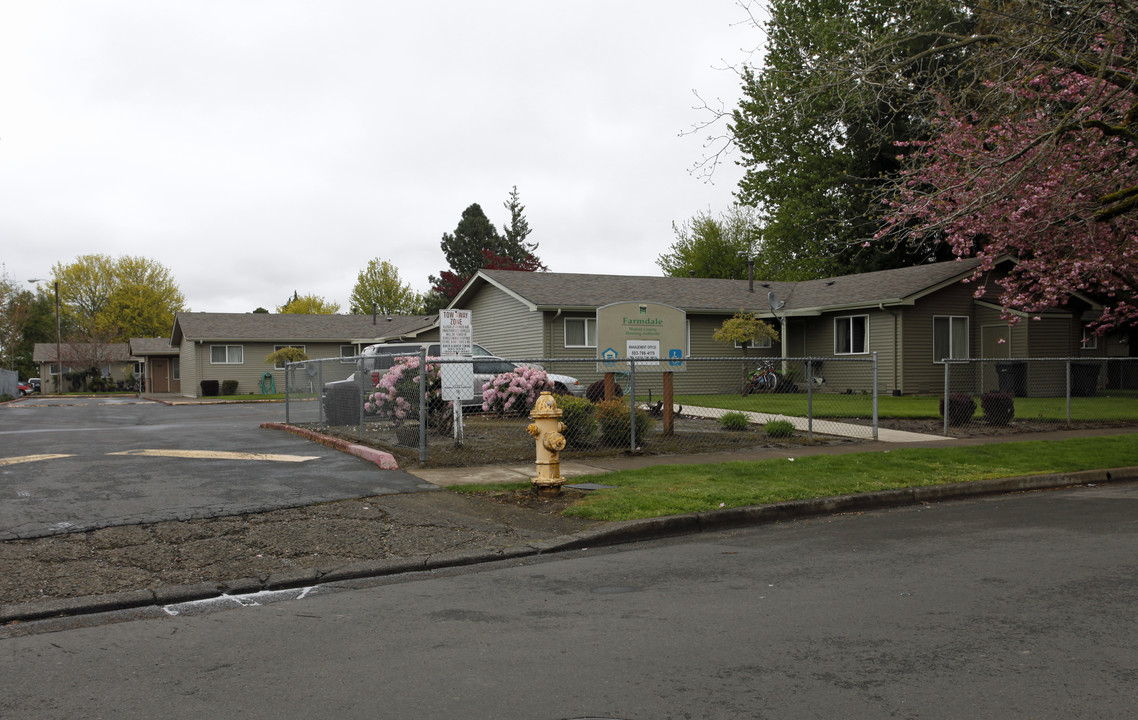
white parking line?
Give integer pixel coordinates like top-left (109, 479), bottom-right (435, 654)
top-left (0, 454), bottom-right (75, 466)
top-left (106, 449), bottom-right (320, 462)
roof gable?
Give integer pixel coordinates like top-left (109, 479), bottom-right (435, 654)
top-left (454, 259), bottom-right (989, 316)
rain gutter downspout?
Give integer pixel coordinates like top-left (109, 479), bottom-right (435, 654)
top-left (549, 308), bottom-right (562, 357)
top-left (880, 303), bottom-right (900, 394)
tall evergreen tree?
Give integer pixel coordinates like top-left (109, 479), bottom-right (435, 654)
top-left (429, 191), bottom-right (546, 304)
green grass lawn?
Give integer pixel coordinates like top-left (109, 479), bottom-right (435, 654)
top-left (671, 392), bottom-right (1138, 421)
top-left (452, 434), bottom-right (1138, 521)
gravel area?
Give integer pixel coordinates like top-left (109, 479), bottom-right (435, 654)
top-left (0, 490), bottom-right (595, 607)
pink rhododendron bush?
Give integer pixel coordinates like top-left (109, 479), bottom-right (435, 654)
top-left (481, 365), bottom-right (552, 416)
top-left (364, 355), bottom-right (443, 426)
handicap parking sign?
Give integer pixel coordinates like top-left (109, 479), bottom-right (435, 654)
top-left (668, 348), bottom-right (684, 366)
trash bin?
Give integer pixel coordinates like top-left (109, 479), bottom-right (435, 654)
top-left (995, 361), bottom-right (1027, 397)
top-left (322, 381), bottom-right (361, 425)
top-left (1070, 362), bottom-right (1100, 397)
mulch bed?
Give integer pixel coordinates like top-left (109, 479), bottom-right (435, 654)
top-left (304, 412), bottom-right (860, 468)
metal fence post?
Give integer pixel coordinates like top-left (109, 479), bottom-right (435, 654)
top-left (872, 352), bottom-right (879, 441)
top-left (629, 358), bottom-right (637, 451)
top-left (284, 363), bottom-right (290, 425)
top-left (418, 347), bottom-right (427, 463)
top-left (1066, 359), bottom-right (1072, 425)
top-left (806, 357), bottom-right (814, 443)
top-left (943, 359), bottom-right (950, 437)
top-left (357, 357), bottom-right (365, 441)
top-left (318, 359), bottom-right (324, 425)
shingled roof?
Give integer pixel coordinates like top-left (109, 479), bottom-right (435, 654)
top-left (170, 313), bottom-right (437, 344)
top-left (458, 258), bottom-right (989, 316)
top-left (33, 343), bottom-right (133, 363)
top-left (129, 337), bottom-right (177, 356)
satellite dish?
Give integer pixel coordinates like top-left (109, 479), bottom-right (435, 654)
top-left (767, 291), bottom-right (785, 313)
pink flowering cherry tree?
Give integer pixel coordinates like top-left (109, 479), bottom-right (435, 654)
top-left (881, 62), bottom-right (1138, 332)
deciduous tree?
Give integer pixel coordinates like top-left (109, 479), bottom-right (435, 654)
top-left (871, 1), bottom-right (1138, 329)
top-left (349, 258), bottom-right (424, 315)
top-left (52, 255), bottom-right (186, 342)
top-left (277, 291), bottom-right (341, 314)
top-left (657, 206), bottom-right (762, 279)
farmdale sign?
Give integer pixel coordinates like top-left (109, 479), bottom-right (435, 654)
top-left (596, 301), bottom-right (687, 372)
top-left (595, 301), bottom-right (687, 436)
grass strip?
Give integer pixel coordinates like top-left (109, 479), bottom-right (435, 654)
top-left (674, 393), bottom-right (1138, 421)
top-left (452, 435), bottom-right (1138, 522)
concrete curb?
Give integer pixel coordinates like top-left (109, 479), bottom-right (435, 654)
top-left (260, 422), bottom-right (399, 470)
top-left (4, 466), bottom-right (1136, 626)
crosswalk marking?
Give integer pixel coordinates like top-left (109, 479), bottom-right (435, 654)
top-left (0, 454), bottom-right (75, 466)
top-left (106, 449), bottom-right (320, 462)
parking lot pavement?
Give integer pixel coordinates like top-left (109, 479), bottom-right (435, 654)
top-left (0, 397), bottom-right (436, 539)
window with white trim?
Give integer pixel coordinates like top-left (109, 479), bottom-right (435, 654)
top-left (834, 315), bottom-right (869, 355)
top-left (1081, 326), bottom-right (1098, 350)
top-left (735, 336), bottom-right (772, 349)
top-left (933, 316), bottom-right (969, 361)
top-left (340, 344), bottom-right (358, 362)
top-left (273, 345), bottom-right (306, 369)
top-left (564, 318), bottom-right (597, 348)
top-left (172, 358), bottom-right (180, 380)
top-left (210, 345), bottom-right (244, 364)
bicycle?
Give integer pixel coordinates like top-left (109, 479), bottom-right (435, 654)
top-left (740, 360), bottom-right (780, 395)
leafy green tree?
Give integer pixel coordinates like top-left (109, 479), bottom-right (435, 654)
top-left (725, 0), bottom-right (968, 277)
top-left (13, 287), bottom-right (55, 379)
top-left (264, 346), bottom-right (309, 366)
top-left (277, 292), bottom-right (341, 314)
top-left (349, 258), bottom-right (424, 315)
top-left (657, 206), bottom-right (762, 279)
top-left (0, 270), bottom-right (30, 372)
top-left (52, 254), bottom-right (186, 342)
top-left (713, 310), bottom-right (780, 349)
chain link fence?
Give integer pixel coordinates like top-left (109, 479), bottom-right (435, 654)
top-left (284, 353), bottom-right (880, 467)
top-left (939, 357), bottom-right (1138, 435)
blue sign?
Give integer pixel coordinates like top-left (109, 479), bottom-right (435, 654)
top-left (668, 348), bottom-right (684, 366)
top-left (601, 347), bottom-right (619, 366)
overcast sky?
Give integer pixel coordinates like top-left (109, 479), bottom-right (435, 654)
top-left (2, 1), bottom-right (759, 315)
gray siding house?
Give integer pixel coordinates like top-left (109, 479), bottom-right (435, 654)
top-left (170, 313), bottom-right (437, 397)
top-left (448, 258), bottom-right (1110, 395)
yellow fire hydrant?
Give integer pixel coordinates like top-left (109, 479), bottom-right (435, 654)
top-left (526, 391), bottom-right (567, 497)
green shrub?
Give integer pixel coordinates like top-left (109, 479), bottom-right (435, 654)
top-left (585, 379), bottom-right (623, 403)
top-left (0, 393), bottom-right (14, 403)
top-left (764, 419), bottom-right (795, 438)
top-left (595, 400), bottom-right (655, 447)
top-left (221, 380), bottom-right (239, 396)
top-left (719, 411), bottom-right (751, 431)
top-left (556, 395), bottom-right (597, 447)
top-left (939, 393), bottom-right (977, 425)
top-left (200, 379), bottom-right (220, 396)
top-left (981, 391), bottom-right (1014, 425)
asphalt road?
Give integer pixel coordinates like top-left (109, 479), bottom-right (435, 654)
top-left (2, 481), bottom-right (1135, 719)
top-left (0, 397), bottom-right (433, 539)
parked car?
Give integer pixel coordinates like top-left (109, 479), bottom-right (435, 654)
top-left (470, 356), bottom-right (584, 405)
top-left (17, 382), bottom-right (31, 397)
top-left (28, 378), bottom-right (41, 393)
top-left (322, 342), bottom-right (497, 425)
